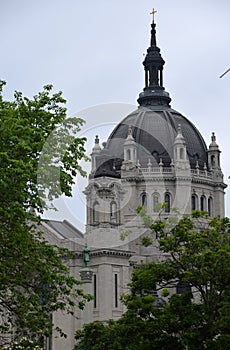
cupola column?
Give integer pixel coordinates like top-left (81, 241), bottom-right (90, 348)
top-left (207, 132), bottom-right (226, 217)
top-left (208, 132), bottom-right (221, 170)
top-left (123, 126), bottom-right (137, 164)
top-left (173, 125), bottom-right (191, 215)
top-left (137, 12), bottom-right (171, 107)
top-left (173, 125), bottom-right (190, 170)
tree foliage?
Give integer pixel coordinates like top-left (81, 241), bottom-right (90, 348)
top-left (0, 338), bottom-right (43, 350)
top-left (74, 212), bottom-right (230, 350)
top-left (0, 81), bottom-right (89, 346)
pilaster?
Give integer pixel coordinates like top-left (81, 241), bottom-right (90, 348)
top-left (79, 268), bottom-right (93, 327)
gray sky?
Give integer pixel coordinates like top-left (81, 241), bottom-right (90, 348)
top-left (2, 0), bottom-right (230, 229)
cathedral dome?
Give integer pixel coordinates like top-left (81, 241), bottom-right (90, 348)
top-left (106, 106), bottom-right (208, 168)
top-left (92, 19), bottom-right (208, 178)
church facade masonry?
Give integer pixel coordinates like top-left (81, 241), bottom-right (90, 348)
top-left (42, 15), bottom-right (227, 350)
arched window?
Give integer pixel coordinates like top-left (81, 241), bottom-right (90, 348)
top-left (110, 201), bottom-right (117, 222)
top-left (208, 197), bottom-right (213, 216)
top-left (200, 195), bottom-right (206, 212)
top-left (180, 148), bottom-right (184, 160)
top-left (164, 193), bottom-right (170, 213)
top-left (126, 149), bottom-right (131, 161)
top-left (92, 201), bottom-right (99, 224)
top-left (191, 194), bottom-right (197, 211)
top-left (211, 155), bottom-right (215, 167)
top-left (153, 193), bottom-right (159, 212)
top-left (141, 192), bottom-right (147, 207)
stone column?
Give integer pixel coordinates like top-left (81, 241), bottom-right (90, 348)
top-left (79, 268), bottom-right (93, 327)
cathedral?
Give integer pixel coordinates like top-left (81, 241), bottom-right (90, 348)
top-left (42, 14), bottom-right (227, 350)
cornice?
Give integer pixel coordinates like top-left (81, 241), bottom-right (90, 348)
top-left (122, 177), bottom-right (176, 183)
top-left (73, 249), bottom-right (133, 259)
top-left (192, 177), bottom-right (227, 189)
top-left (90, 249), bottom-right (133, 258)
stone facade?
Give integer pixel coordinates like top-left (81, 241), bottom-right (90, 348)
top-left (46, 129), bottom-right (225, 349)
top-left (42, 18), bottom-right (227, 350)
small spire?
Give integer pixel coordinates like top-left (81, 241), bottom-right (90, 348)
top-left (92, 135), bottom-right (101, 152)
top-left (137, 12), bottom-right (171, 108)
top-left (211, 132), bottom-right (216, 144)
top-left (209, 132), bottom-right (219, 149)
top-left (125, 125), bottom-right (134, 141)
top-left (175, 124), bottom-right (185, 142)
top-left (95, 135), bottom-right (99, 144)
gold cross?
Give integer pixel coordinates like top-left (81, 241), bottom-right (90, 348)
top-left (150, 8), bottom-right (157, 23)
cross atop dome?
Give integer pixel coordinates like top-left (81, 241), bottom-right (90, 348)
top-left (150, 8), bottom-right (157, 23)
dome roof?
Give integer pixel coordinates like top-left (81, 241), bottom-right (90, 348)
top-left (91, 20), bottom-right (208, 179)
top-left (92, 106), bottom-right (208, 179)
top-left (107, 106), bottom-right (207, 167)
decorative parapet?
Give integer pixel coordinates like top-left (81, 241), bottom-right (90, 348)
top-left (140, 166), bottom-right (174, 174)
top-left (122, 166), bottom-right (175, 180)
top-left (191, 168), bottom-right (227, 189)
top-left (122, 166), bottom-right (176, 183)
top-left (122, 165), bottom-right (223, 181)
top-left (121, 165), bottom-right (226, 190)
top-left (191, 169), bottom-right (212, 179)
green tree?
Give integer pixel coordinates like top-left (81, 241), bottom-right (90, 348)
top-left (74, 212), bottom-right (230, 350)
top-left (0, 338), bottom-right (43, 350)
top-left (0, 81), bottom-right (90, 346)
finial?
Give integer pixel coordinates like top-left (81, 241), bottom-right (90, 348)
top-left (177, 124), bottom-right (182, 135)
top-left (126, 125), bottom-right (134, 141)
top-left (95, 135), bottom-right (99, 144)
top-left (209, 132), bottom-right (219, 150)
top-left (128, 125), bottom-right (132, 136)
top-left (211, 132), bottom-right (216, 143)
top-left (92, 135), bottom-right (101, 152)
top-left (150, 8), bottom-right (157, 24)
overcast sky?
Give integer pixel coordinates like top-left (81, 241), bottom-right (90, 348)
top-left (2, 0), bottom-right (230, 229)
